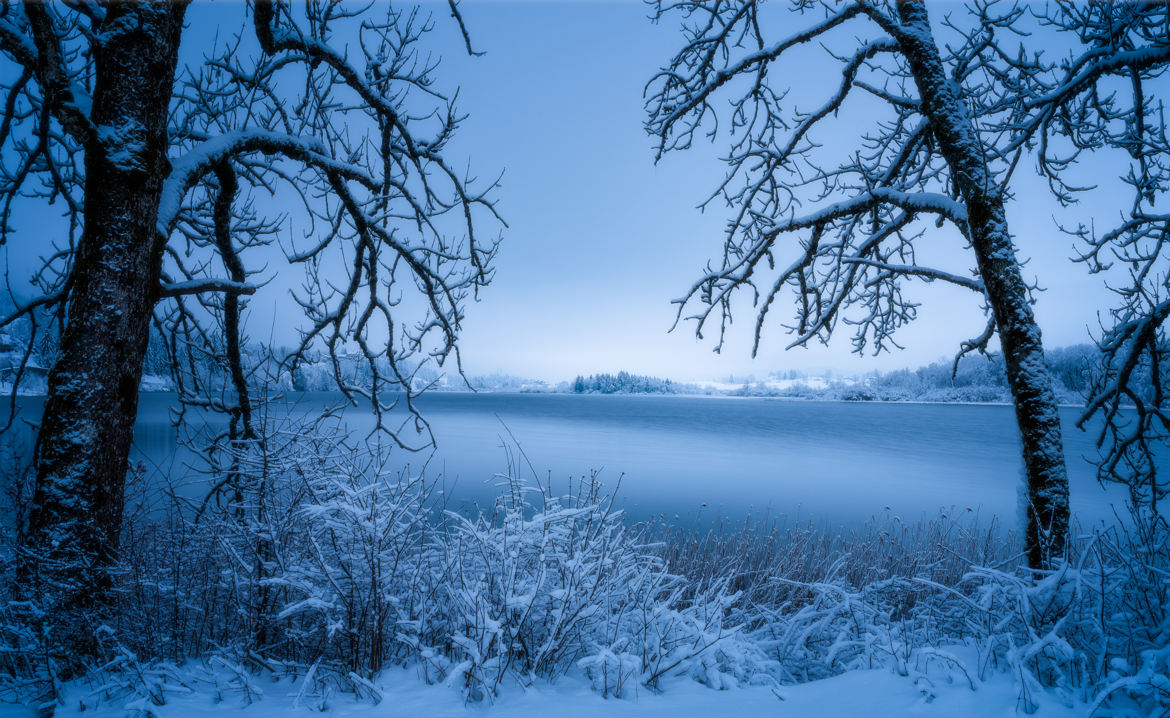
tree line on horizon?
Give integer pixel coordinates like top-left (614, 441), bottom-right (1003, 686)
top-left (570, 371), bottom-right (690, 395)
top-left (563, 344), bottom-right (1098, 401)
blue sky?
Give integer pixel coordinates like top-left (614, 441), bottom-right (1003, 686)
top-left (426, 1), bottom-right (1122, 382)
top-left (0, 1), bottom-right (1134, 383)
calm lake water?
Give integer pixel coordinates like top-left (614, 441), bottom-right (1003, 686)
top-left (3, 392), bottom-right (1129, 530)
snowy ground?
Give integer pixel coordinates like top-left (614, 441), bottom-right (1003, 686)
top-left (8, 663), bottom-right (1089, 718)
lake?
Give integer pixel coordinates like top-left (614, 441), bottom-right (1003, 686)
top-left (2, 392), bottom-right (1129, 531)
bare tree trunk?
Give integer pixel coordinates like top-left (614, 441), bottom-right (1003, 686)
top-left (22, 4), bottom-right (187, 658)
top-left (895, 0), bottom-right (1069, 568)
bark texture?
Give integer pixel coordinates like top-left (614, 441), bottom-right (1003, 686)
top-left (23, 4), bottom-right (187, 653)
top-left (895, 0), bottom-right (1069, 568)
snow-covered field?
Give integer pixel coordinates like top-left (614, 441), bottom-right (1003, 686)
top-left (25, 659), bottom-right (1085, 718)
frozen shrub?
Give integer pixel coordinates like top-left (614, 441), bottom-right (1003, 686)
top-left (116, 416), bottom-right (443, 677)
top-left (6, 412), bottom-right (1168, 713)
top-left (89, 422), bottom-right (765, 704)
top-left (441, 472), bottom-right (767, 701)
top-left (269, 455), bottom-right (437, 674)
top-left (648, 507), bottom-right (1169, 714)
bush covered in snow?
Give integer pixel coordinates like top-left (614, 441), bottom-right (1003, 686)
top-left (3, 420), bottom-right (1168, 715)
top-left (2, 420), bottom-right (763, 709)
top-left (651, 508), bottom-right (1170, 714)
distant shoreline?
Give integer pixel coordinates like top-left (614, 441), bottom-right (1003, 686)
top-left (429, 388), bottom-right (1088, 410)
top-left (2, 385), bottom-right (1087, 411)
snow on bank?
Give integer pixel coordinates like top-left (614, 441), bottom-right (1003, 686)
top-left (692, 375), bottom-right (838, 394)
top-left (31, 661), bottom-right (1085, 718)
top-left (0, 373), bottom-right (173, 396)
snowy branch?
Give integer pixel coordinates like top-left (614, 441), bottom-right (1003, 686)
top-left (840, 258), bottom-right (984, 293)
top-left (158, 278), bottom-right (259, 298)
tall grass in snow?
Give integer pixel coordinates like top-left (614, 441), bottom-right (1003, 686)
top-left (1, 418), bottom-right (1167, 715)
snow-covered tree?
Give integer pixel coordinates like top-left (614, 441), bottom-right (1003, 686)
top-left (644, 0), bottom-right (1149, 568)
top-left (1012, 3), bottom-right (1170, 513)
top-left (0, 0), bottom-right (498, 659)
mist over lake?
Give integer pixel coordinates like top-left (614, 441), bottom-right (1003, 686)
top-left (6, 392), bottom-right (1127, 530)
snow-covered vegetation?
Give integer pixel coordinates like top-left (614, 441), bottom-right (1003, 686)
top-left (0, 303), bottom-right (174, 396)
top-left (1, 0), bottom-right (1168, 715)
top-left (2, 419), bottom-right (1167, 715)
top-left (801, 345), bottom-right (1095, 404)
top-left (0, 300), bottom-right (1098, 406)
top-left (569, 372), bottom-right (700, 395)
top-left (561, 346), bottom-right (1094, 402)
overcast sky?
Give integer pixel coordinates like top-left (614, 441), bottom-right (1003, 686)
top-left (422, 1), bottom-right (1126, 382)
top-left (0, 1), bottom-right (1140, 384)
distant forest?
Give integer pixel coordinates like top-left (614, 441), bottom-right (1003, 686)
top-left (565, 345), bottom-right (1097, 403)
top-left (2, 299), bottom-right (1098, 406)
top-left (570, 372), bottom-right (697, 395)
top-left (832, 345), bottom-right (1094, 403)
